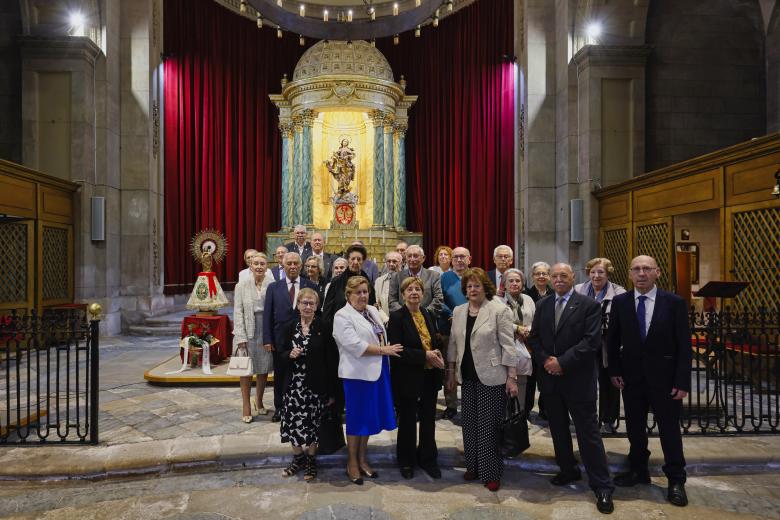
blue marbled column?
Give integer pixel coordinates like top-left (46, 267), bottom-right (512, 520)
top-left (301, 111), bottom-right (314, 225)
top-left (280, 124), bottom-right (292, 229)
top-left (292, 120), bottom-right (303, 225)
top-left (371, 111), bottom-right (385, 227)
top-left (395, 127), bottom-right (407, 230)
top-left (384, 123), bottom-right (395, 229)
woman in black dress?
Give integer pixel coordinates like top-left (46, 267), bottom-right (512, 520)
top-left (278, 288), bottom-right (337, 480)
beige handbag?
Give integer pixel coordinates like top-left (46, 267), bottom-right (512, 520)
top-left (226, 346), bottom-right (253, 377)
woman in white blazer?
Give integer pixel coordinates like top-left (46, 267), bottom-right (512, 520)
top-left (445, 268), bottom-right (518, 492)
top-left (233, 252), bottom-right (274, 422)
top-left (332, 275), bottom-right (402, 485)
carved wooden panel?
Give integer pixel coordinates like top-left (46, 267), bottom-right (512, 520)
top-left (601, 226), bottom-right (630, 289)
top-left (633, 168), bottom-right (722, 221)
top-left (0, 222), bottom-right (33, 309)
top-left (635, 220), bottom-right (673, 291)
top-left (40, 224), bottom-right (71, 304)
top-left (730, 206), bottom-right (780, 312)
top-left (599, 193), bottom-right (631, 227)
top-left (725, 151), bottom-right (780, 206)
top-left (0, 175), bottom-right (35, 218)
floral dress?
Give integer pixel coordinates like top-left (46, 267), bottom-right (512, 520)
top-left (280, 323), bottom-right (324, 447)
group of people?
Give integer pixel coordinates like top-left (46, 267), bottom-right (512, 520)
top-left (231, 225), bottom-right (692, 514)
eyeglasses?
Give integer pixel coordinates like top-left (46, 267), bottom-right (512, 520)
top-left (298, 300), bottom-right (318, 307)
top-left (452, 255), bottom-right (468, 260)
top-left (495, 254), bottom-right (512, 260)
top-left (630, 266), bottom-right (656, 273)
top-left (533, 272), bottom-right (549, 277)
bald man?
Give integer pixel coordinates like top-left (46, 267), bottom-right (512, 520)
top-left (607, 255), bottom-right (691, 507)
top-left (527, 262), bottom-right (614, 514)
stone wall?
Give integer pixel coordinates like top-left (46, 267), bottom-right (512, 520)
top-left (645, 0), bottom-right (767, 171)
top-left (0, 1), bottom-right (22, 163)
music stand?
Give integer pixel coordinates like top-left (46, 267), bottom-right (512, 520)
top-left (694, 281), bottom-right (750, 311)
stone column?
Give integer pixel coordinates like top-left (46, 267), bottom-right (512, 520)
top-left (394, 122), bottom-right (408, 230)
top-left (383, 115), bottom-right (395, 229)
top-left (279, 121), bottom-right (293, 229)
top-left (300, 109), bottom-right (316, 226)
top-left (292, 114), bottom-right (303, 225)
top-left (370, 110), bottom-right (385, 228)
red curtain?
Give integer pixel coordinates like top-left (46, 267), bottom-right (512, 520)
top-left (378, 0), bottom-right (515, 269)
top-left (163, 0), bottom-right (305, 293)
top-left (164, 0), bottom-right (514, 293)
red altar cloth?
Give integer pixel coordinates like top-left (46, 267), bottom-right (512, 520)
top-left (180, 314), bottom-right (233, 365)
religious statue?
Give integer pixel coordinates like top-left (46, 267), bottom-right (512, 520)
top-left (325, 137), bottom-right (356, 197)
top-left (186, 229), bottom-right (229, 313)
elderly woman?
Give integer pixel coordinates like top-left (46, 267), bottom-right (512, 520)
top-left (429, 246), bottom-right (453, 274)
top-left (387, 277), bottom-right (445, 479)
top-left (304, 255), bottom-right (326, 303)
top-left (575, 257), bottom-right (626, 433)
top-left (446, 268), bottom-right (518, 492)
top-left (277, 288), bottom-right (336, 480)
top-left (333, 276), bottom-right (403, 485)
top-left (501, 268), bottom-right (536, 413)
top-left (233, 252), bottom-right (274, 422)
top-left (321, 257), bottom-right (347, 310)
top-left (525, 261), bottom-right (553, 302)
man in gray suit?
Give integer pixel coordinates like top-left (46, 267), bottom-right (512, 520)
top-left (388, 245), bottom-right (443, 319)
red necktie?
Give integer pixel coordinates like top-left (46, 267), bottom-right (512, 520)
top-left (289, 280), bottom-right (296, 304)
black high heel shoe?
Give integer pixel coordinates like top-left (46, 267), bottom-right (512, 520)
top-left (359, 466), bottom-right (379, 479)
top-left (346, 470), bottom-right (364, 486)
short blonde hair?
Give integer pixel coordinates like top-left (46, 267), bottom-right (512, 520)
top-left (344, 275), bottom-right (370, 299)
top-left (400, 276), bottom-right (425, 296)
top-left (249, 252), bottom-right (268, 263)
top-left (297, 287), bottom-right (320, 305)
top-left (585, 257), bottom-right (614, 275)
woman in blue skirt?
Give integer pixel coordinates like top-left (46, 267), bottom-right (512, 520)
top-left (333, 276), bottom-right (403, 485)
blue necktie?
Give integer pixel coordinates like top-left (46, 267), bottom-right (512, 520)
top-left (637, 295), bottom-right (647, 342)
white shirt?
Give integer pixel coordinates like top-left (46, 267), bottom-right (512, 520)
top-left (294, 242), bottom-right (306, 255)
top-left (286, 277), bottom-right (301, 307)
top-left (238, 267), bottom-right (252, 283)
top-left (495, 270), bottom-right (506, 290)
top-left (634, 285), bottom-right (657, 336)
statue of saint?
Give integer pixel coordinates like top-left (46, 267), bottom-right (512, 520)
top-left (325, 138), bottom-right (356, 197)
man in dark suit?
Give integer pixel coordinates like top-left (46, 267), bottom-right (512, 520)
top-left (308, 232), bottom-right (333, 281)
top-left (608, 255), bottom-right (691, 507)
top-left (528, 262), bottom-right (614, 514)
top-left (263, 251), bottom-right (317, 422)
top-left (487, 245), bottom-right (513, 298)
top-left (284, 225), bottom-right (312, 263)
top-left (270, 245), bottom-right (288, 282)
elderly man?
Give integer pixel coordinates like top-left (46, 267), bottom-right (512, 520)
top-left (237, 248), bottom-right (257, 283)
top-left (270, 245), bottom-right (288, 281)
top-left (308, 232), bottom-right (333, 280)
top-left (527, 262), bottom-right (614, 514)
top-left (437, 246), bottom-right (471, 419)
top-left (487, 245), bottom-right (514, 297)
top-left (388, 245), bottom-right (443, 318)
top-left (263, 252), bottom-right (317, 422)
top-left (608, 255), bottom-right (691, 507)
top-left (396, 240), bottom-right (409, 268)
top-left (284, 225), bottom-right (312, 262)
top-left (375, 251), bottom-right (403, 324)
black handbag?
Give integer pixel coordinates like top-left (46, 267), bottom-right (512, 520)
top-left (500, 396), bottom-right (530, 458)
top-left (317, 406), bottom-right (346, 455)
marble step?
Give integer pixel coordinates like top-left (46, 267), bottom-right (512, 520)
top-left (127, 323), bottom-right (181, 336)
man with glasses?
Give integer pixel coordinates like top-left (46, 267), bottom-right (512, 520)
top-left (488, 245), bottom-right (514, 298)
top-left (607, 256), bottom-right (691, 507)
top-left (527, 263), bottom-right (615, 514)
top-left (437, 246), bottom-right (472, 420)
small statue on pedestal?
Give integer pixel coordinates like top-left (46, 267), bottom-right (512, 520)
top-left (186, 229), bottom-right (229, 314)
top-left (326, 136), bottom-right (359, 227)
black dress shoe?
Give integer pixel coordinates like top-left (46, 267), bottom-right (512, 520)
top-left (345, 471), bottom-right (363, 486)
top-left (667, 482), bottom-right (688, 507)
top-left (614, 470), bottom-right (651, 487)
top-left (595, 490), bottom-right (614, 514)
top-left (359, 467), bottom-right (379, 479)
top-left (420, 464), bottom-right (442, 479)
top-left (550, 470), bottom-right (582, 486)
top-left (400, 466), bottom-right (414, 479)
top-left (442, 407), bottom-right (457, 420)
top-left (271, 411), bottom-right (281, 423)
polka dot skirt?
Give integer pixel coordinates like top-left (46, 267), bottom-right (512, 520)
top-left (461, 379), bottom-right (507, 483)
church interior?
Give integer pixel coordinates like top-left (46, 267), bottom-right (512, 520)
top-left (0, 0), bottom-right (778, 335)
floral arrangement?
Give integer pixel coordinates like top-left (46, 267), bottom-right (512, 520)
top-left (181, 322), bottom-right (219, 367)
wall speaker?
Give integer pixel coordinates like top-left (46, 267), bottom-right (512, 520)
top-left (91, 196), bottom-right (105, 241)
top-left (570, 198), bottom-right (584, 242)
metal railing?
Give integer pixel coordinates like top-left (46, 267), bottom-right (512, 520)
top-left (600, 306), bottom-right (780, 436)
top-left (0, 308), bottom-right (100, 444)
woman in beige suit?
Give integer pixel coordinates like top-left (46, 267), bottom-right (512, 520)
top-left (233, 252), bottom-right (274, 422)
top-left (446, 268), bottom-right (518, 492)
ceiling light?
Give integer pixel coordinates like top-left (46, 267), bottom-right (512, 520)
top-left (69, 11), bottom-right (86, 36)
top-left (585, 22), bottom-right (602, 43)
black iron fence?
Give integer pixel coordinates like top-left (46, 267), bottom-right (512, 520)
top-left (602, 306), bottom-right (780, 436)
top-left (0, 309), bottom-right (99, 444)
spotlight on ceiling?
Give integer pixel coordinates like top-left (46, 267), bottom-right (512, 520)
top-left (585, 21), bottom-right (602, 43)
top-left (69, 11), bottom-right (86, 36)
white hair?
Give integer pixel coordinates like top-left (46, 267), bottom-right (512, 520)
top-left (293, 224), bottom-right (307, 233)
top-left (282, 251), bottom-right (302, 263)
top-left (493, 245), bottom-right (513, 257)
top-left (531, 261), bottom-right (550, 273)
top-left (504, 268), bottom-right (525, 283)
top-left (406, 244), bottom-right (425, 256)
top-left (385, 251), bottom-right (402, 261)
